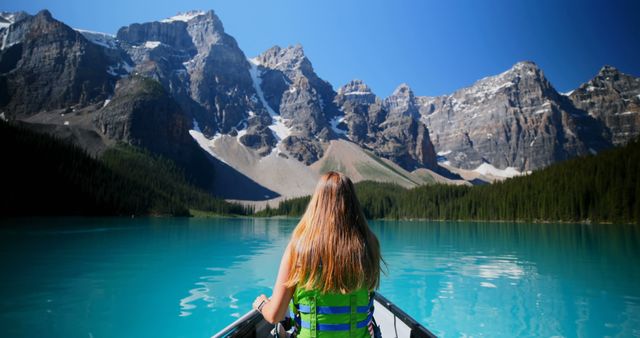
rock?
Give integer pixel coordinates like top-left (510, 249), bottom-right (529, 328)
top-left (385, 83), bottom-right (420, 119)
top-left (568, 65), bottom-right (640, 145)
top-left (0, 10), bottom-right (114, 118)
top-left (117, 10), bottom-right (263, 136)
top-left (93, 75), bottom-right (193, 163)
top-left (335, 80), bottom-right (438, 170)
top-left (282, 135), bottom-right (324, 165)
top-left (419, 61), bottom-right (611, 171)
top-left (253, 45), bottom-right (339, 163)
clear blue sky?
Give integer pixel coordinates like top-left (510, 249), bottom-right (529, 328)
top-left (2, 0), bottom-right (639, 96)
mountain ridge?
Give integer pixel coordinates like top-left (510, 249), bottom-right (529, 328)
top-left (1, 9), bottom-right (639, 203)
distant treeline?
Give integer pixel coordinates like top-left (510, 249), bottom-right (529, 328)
top-left (259, 138), bottom-right (640, 224)
top-left (0, 121), bottom-right (250, 217)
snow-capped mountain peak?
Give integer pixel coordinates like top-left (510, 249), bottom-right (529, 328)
top-left (161, 10), bottom-right (206, 23)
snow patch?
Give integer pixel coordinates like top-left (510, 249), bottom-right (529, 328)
top-left (75, 29), bottom-right (118, 49)
top-left (63, 121), bottom-right (69, 126)
top-left (236, 128), bottom-right (247, 139)
top-left (144, 41), bottom-right (161, 49)
top-left (107, 61), bottom-right (134, 77)
top-left (473, 163), bottom-right (522, 178)
top-left (329, 115), bottom-right (347, 136)
top-left (269, 116), bottom-right (291, 141)
top-left (586, 85), bottom-right (597, 92)
top-left (616, 111), bottom-right (638, 116)
top-left (344, 91), bottom-right (371, 96)
top-left (0, 112), bottom-right (6, 121)
top-left (102, 99), bottom-right (111, 108)
top-left (0, 13), bottom-right (16, 29)
top-left (161, 11), bottom-right (206, 23)
top-left (533, 108), bottom-right (550, 115)
top-left (0, 12), bottom-right (19, 24)
top-left (188, 119), bottom-right (227, 164)
top-left (561, 90), bottom-right (574, 96)
top-left (248, 58), bottom-right (292, 141)
top-left (437, 150), bottom-right (452, 156)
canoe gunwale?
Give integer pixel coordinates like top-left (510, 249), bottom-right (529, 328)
top-left (373, 293), bottom-right (436, 338)
top-left (211, 293), bottom-right (437, 338)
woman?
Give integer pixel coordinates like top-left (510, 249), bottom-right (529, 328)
top-left (252, 171), bottom-right (382, 337)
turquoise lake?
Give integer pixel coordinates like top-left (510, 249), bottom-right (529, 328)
top-left (1, 218), bottom-right (639, 337)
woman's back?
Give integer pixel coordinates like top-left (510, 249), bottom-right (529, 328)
top-left (285, 171), bottom-right (381, 294)
top-left (253, 171), bottom-right (383, 337)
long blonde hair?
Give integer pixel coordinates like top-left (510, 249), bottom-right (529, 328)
top-left (285, 171), bottom-right (382, 293)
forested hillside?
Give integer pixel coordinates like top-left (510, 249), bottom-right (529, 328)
top-left (0, 121), bottom-right (249, 217)
top-left (260, 138), bottom-right (640, 224)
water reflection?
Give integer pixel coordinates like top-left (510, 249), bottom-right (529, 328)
top-left (370, 221), bottom-right (640, 337)
top-left (177, 217), bottom-right (294, 320)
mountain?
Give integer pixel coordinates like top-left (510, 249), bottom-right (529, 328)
top-left (252, 44), bottom-right (338, 163)
top-left (418, 61), bottom-right (612, 171)
top-left (0, 10), bottom-right (115, 117)
top-left (1, 9), bottom-right (638, 204)
top-left (568, 65), bottom-right (640, 146)
top-left (335, 80), bottom-right (437, 170)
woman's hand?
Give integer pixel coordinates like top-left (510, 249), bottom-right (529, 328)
top-left (252, 294), bottom-right (269, 312)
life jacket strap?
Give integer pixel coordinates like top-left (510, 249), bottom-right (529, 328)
top-left (296, 304), bottom-right (370, 314)
top-left (299, 313), bottom-right (373, 332)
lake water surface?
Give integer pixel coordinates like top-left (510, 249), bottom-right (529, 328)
top-left (0, 218), bottom-right (639, 337)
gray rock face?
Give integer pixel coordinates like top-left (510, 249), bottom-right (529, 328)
top-left (255, 45), bottom-right (338, 119)
top-left (568, 66), bottom-right (640, 145)
top-left (0, 10), bottom-right (114, 118)
top-left (252, 45), bottom-right (338, 164)
top-left (94, 76), bottom-right (193, 162)
top-left (0, 11), bottom-right (31, 49)
top-left (116, 21), bottom-right (197, 52)
top-left (419, 61), bottom-right (611, 171)
top-left (93, 74), bottom-right (217, 189)
top-left (335, 80), bottom-right (437, 170)
top-left (116, 10), bottom-right (263, 137)
top-left (385, 83), bottom-right (420, 119)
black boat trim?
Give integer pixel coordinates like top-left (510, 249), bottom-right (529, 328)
top-left (212, 293), bottom-right (438, 338)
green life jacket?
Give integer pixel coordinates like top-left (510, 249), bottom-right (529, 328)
top-left (289, 286), bottom-right (373, 338)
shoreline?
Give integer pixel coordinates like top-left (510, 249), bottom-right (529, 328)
top-left (1, 212), bottom-right (636, 226)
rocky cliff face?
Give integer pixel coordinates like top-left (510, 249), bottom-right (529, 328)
top-left (335, 80), bottom-right (437, 170)
top-left (568, 66), bottom-right (640, 146)
top-left (418, 61), bottom-right (611, 171)
top-left (251, 45), bottom-right (338, 163)
top-left (94, 76), bottom-right (192, 161)
top-left (0, 10), bottom-right (114, 118)
top-left (116, 10), bottom-right (264, 137)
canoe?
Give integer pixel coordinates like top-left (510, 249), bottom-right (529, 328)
top-left (212, 293), bottom-right (437, 338)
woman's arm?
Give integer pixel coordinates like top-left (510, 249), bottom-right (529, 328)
top-left (252, 242), bottom-right (295, 324)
